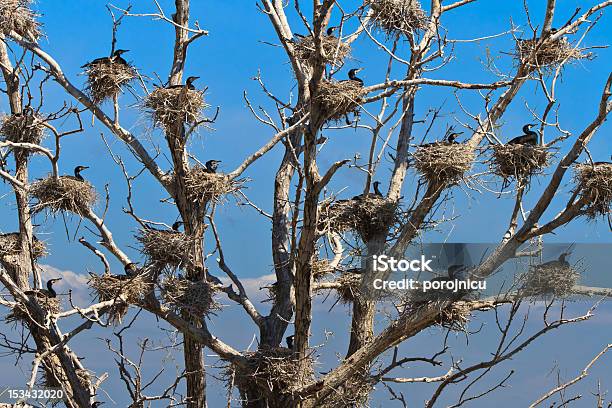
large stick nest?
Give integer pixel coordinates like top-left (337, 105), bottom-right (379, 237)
top-left (519, 262), bottom-right (579, 298)
top-left (312, 258), bottom-right (334, 280)
top-left (365, 0), bottom-right (428, 36)
top-left (161, 276), bottom-right (219, 317)
top-left (30, 176), bottom-right (97, 216)
top-left (319, 196), bottom-right (399, 241)
top-left (0, 112), bottom-right (46, 145)
top-left (294, 35), bottom-right (351, 66)
top-left (413, 143), bottom-right (474, 185)
top-left (84, 61), bottom-right (137, 104)
top-left (228, 346), bottom-right (314, 400)
top-left (514, 37), bottom-right (588, 72)
top-left (315, 79), bottom-right (364, 122)
top-left (334, 271), bottom-right (362, 303)
top-left (574, 163), bottom-right (612, 219)
top-left (0, 233), bottom-right (46, 259)
top-left (144, 87), bottom-right (206, 130)
top-left (6, 295), bottom-right (60, 322)
top-left (491, 144), bottom-right (551, 183)
top-left (0, 0), bottom-right (41, 40)
top-left (135, 228), bottom-right (198, 269)
top-left (318, 369), bottom-right (372, 408)
top-left (89, 273), bottom-right (153, 324)
top-left (185, 167), bottom-right (245, 204)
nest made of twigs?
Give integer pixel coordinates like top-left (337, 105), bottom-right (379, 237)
top-left (89, 273), bottom-right (152, 324)
top-left (294, 35), bottom-right (351, 66)
top-left (574, 163), bottom-right (612, 219)
top-left (0, 0), bottom-right (41, 40)
top-left (144, 87), bottom-right (206, 130)
top-left (514, 36), bottom-right (587, 71)
top-left (319, 196), bottom-right (398, 241)
top-left (312, 259), bottom-right (334, 280)
top-left (492, 144), bottom-right (551, 183)
top-left (161, 276), bottom-right (219, 317)
top-left (29, 176), bottom-right (97, 216)
top-left (519, 262), bottom-right (579, 298)
top-left (413, 143), bottom-right (474, 184)
top-left (365, 0), bottom-right (428, 37)
top-left (335, 272), bottom-right (362, 303)
top-left (228, 346), bottom-right (314, 399)
top-left (6, 295), bottom-right (60, 323)
top-left (315, 79), bottom-right (364, 122)
top-left (0, 233), bottom-right (46, 259)
top-left (318, 368), bottom-right (372, 408)
top-left (184, 167), bottom-right (244, 204)
top-left (136, 228), bottom-right (197, 269)
top-left (0, 112), bottom-right (46, 145)
top-left (436, 301), bottom-right (472, 331)
top-left (84, 61), bottom-right (137, 104)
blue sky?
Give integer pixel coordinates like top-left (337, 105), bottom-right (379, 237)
top-left (1, 0), bottom-right (611, 406)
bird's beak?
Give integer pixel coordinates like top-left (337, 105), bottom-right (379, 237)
top-left (53, 278), bottom-right (63, 282)
top-left (356, 68), bottom-right (364, 72)
top-left (82, 166), bottom-right (90, 170)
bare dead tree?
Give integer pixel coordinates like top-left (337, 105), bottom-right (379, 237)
top-left (0, 0), bottom-right (611, 407)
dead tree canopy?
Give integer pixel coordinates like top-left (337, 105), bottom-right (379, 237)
top-left (0, 1), bottom-right (611, 408)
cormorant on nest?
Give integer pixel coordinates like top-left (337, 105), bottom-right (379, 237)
top-left (168, 75), bottom-right (200, 90)
top-left (204, 159), bottom-right (221, 174)
top-left (24, 278), bottom-right (62, 298)
top-left (81, 49), bottom-right (129, 68)
top-left (507, 123), bottom-right (542, 145)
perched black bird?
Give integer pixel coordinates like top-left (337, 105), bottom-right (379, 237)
top-left (345, 68), bottom-right (364, 86)
top-left (24, 278), bottom-right (62, 298)
top-left (67, 165), bottom-right (89, 182)
top-left (204, 159), bottom-right (221, 173)
top-left (286, 335), bottom-right (294, 349)
top-left (508, 123), bottom-right (542, 146)
top-left (445, 131), bottom-right (464, 144)
top-left (539, 252), bottom-right (571, 269)
top-left (124, 262), bottom-right (138, 277)
top-left (326, 26), bottom-right (337, 36)
top-left (81, 49), bottom-right (129, 68)
top-left (172, 221), bottom-right (184, 232)
top-left (373, 181), bottom-right (384, 197)
top-left (168, 76), bottom-right (200, 91)
top-left (352, 181), bottom-right (384, 200)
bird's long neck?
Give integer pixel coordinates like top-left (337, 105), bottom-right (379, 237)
top-left (373, 183), bottom-right (382, 196)
top-left (46, 280), bottom-right (56, 297)
top-left (74, 168), bottom-right (83, 181)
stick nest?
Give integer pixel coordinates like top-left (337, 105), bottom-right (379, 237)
top-left (335, 271), bottom-right (362, 303)
top-left (519, 262), bottom-right (579, 298)
top-left (315, 79), bottom-right (364, 122)
top-left (318, 369), bottom-right (372, 408)
top-left (0, 112), bottom-right (46, 145)
top-left (492, 144), bottom-right (551, 183)
top-left (515, 37), bottom-right (588, 72)
top-left (144, 87), bottom-right (206, 130)
top-left (6, 295), bottom-right (60, 322)
top-left (365, 0), bottom-right (428, 36)
top-left (185, 167), bottom-right (245, 204)
top-left (312, 258), bottom-right (334, 280)
top-left (30, 176), bottom-right (97, 216)
top-left (161, 276), bottom-right (219, 317)
top-left (0, 0), bottom-right (41, 40)
top-left (136, 228), bottom-right (197, 269)
top-left (228, 346), bottom-right (314, 399)
top-left (319, 197), bottom-right (398, 241)
top-left (574, 163), bottom-right (612, 219)
top-left (84, 61), bottom-right (137, 104)
top-left (413, 143), bottom-right (474, 185)
top-left (89, 274), bottom-right (152, 324)
top-left (294, 35), bottom-right (351, 66)
top-left (0, 233), bottom-right (46, 259)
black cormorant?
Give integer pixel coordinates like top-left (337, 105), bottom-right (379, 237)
top-left (81, 49), bottom-right (129, 68)
top-left (445, 132), bottom-right (464, 144)
top-left (124, 262), bottom-right (138, 277)
top-left (69, 165), bottom-right (89, 182)
top-left (168, 76), bottom-right (200, 91)
top-left (326, 27), bottom-right (336, 36)
top-left (24, 278), bottom-right (62, 298)
top-left (508, 124), bottom-right (541, 146)
top-left (286, 335), bottom-right (294, 349)
top-left (172, 221), bottom-right (184, 232)
top-left (539, 253), bottom-right (570, 269)
top-left (373, 181), bottom-right (384, 197)
top-left (345, 68), bottom-right (364, 86)
top-left (204, 159), bottom-right (221, 173)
